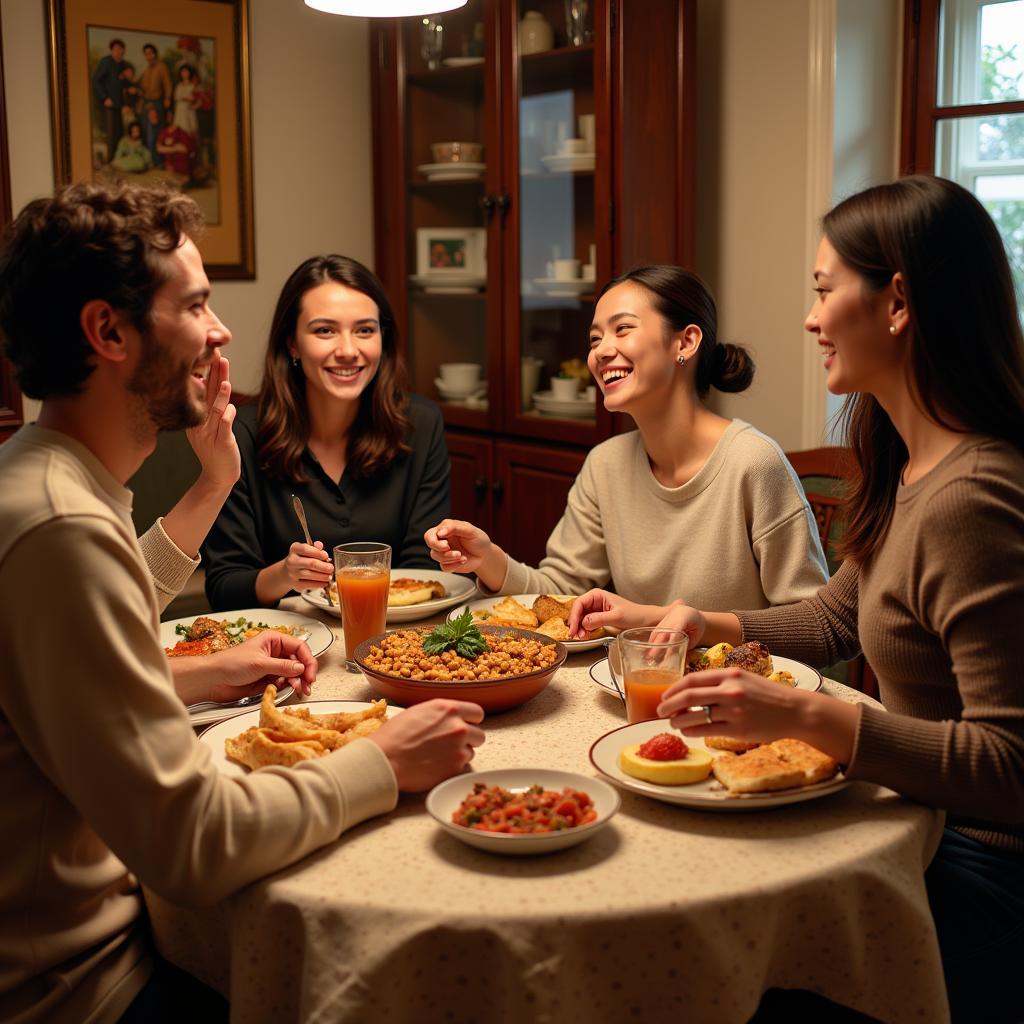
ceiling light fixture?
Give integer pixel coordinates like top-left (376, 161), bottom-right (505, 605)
top-left (305, 0), bottom-right (468, 15)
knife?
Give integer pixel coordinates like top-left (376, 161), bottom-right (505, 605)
top-left (291, 493), bottom-right (335, 606)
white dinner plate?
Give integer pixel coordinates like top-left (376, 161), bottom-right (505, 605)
top-left (589, 652), bottom-right (823, 699)
top-left (589, 720), bottom-right (849, 811)
top-left (409, 273), bottom-right (486, 294)
top-left (416, 162), bottom-right (485, 181)
top-left (532, 278), bottom-right (592, 296)
top-left (447, 594), bottom-right (609, 652)
top-left (441, 56), bottom-right (484, 67)
top-left (426, 768), bottom-right (619, 855)
top-left (161, 609), bottom-right (334, 726)
top-left (541, 153), bottom-right (595, 173)
top-left (532, 391), bottom-right (594, 419)
top-left (199, 700), bottom-right (401, 778)
top-left (302, 569), bottom-right (478, 623)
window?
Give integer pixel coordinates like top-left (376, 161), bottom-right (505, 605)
top-left (903, 0), bottom-right (1024, 315)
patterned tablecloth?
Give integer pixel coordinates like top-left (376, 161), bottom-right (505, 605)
top-left (148, 598), bottom-right (949, 1023)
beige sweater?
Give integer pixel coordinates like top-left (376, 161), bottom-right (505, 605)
top-left (491, 420), bottom-right (828, 609)
top-left (0, 426), bottom-right (399, 1023)
top-left (738, 436), bottom-right (1024, 851)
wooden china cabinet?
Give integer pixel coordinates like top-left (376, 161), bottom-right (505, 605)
top-left (370, 0), bottom-right (695, 562)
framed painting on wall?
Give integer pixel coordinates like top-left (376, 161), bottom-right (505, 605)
top-left (46, 0), bottom-right (254, 278)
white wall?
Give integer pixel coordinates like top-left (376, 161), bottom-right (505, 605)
top-left (2, 0), bottom-right (375, 418)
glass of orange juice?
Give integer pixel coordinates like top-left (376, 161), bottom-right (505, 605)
top-left (617, 627), bottom-right (689, 723)
top-left (334, 542), bottom-right (391, 670)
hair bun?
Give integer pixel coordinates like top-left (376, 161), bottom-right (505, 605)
top-left (712, 342), bottom-right (755, 393)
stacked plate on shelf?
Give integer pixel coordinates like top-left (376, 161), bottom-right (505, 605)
top-left (409, 273), bottom-right (486, 294)
top-left (531, 278), bottom-right (592, 297)
top-left (441, 57), bottom-right (484, 68)
top-left (541, 153), bottom-right (595, 173)
top-left (532, 390), bottom-right (594, 419)
top-left (416, 162), bottom-right (486, 181)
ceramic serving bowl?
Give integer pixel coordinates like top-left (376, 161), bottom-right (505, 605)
top-left (430, 141), bottom-right (483, 164)
top-left (353, 625), bottom-right (566, 713)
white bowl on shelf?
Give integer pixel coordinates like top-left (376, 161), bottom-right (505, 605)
top-left (541, 153), bottom-right (595, 173)
top-left (532, 390), bottom-right (595, 419)
top-left (435, 377), bottom-right (488, 401)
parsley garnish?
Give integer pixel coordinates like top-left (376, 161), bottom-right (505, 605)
top-left (423, 611), bottom-right (488, 659)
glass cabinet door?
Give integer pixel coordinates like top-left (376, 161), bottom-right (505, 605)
top-left (400, 0), bottom-right (497, 427)
top-left (513, 0), bottom-right (598, 429)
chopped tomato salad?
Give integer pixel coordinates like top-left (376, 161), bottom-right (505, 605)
top-left (452, 782), bottom-right (597, 833)
top-left (636, 733), bottom-right (688, 761)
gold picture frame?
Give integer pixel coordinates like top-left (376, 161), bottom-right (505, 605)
top-left (46, 0), bottom-right (254, 279)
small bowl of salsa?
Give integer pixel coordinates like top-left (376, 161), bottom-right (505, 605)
top-left (426, 768), bottom-right (620, 855)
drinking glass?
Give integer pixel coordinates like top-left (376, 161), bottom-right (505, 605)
top-left (334, 542), bottom-right (391, 670)
top-left (616, 627), bottom-right (689, 723)
top-left (420, 17), bottom-right (444, 70)
top-left (563, 0), bottom-right (592, 47)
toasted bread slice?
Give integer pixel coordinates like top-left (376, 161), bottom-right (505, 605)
top-left (535, 615), bottom-right (570, 640)
top-left (767, 738), bottom-right (838, 785)
top-left (723, 640), bottom-right (773, 677)
top-left (472, 612), bottom-right (530, 628)
top-left (388, 578), bottom-right (446, 607)
top-left (711, 748), bottom-right (805, 793)
top-left (490, 597), bottom-right (538, 628)
top-left (532, 595), bottom-right (573, 623)
top-left (705, 735), bottom-right (762, 753)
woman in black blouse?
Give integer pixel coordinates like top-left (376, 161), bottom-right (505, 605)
top-left (202, 255), bottom-right (450, 610)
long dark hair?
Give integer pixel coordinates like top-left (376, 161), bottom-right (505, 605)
top-left (825, 175), bottom-right (1024, 562)
top-left (599, 265), bottom-right (754, 397)
top-left (256, 254), bottom-right (411, 482)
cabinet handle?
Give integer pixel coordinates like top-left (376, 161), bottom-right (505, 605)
top-left (492, 479), bottom-right (505, 503)
top-left (496, 191), bottom-right (511, 224)
top-left (474, 476), bottom-right (488, 502)
top-left (480, 194), bottom-right (496, 222)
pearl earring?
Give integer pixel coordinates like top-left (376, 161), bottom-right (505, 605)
top-left (889, 325), bottom-right (897, 335)
top-left (676, 355), bottom-right (687, 367)
top-left (291, 356), bottom-right (300, 367)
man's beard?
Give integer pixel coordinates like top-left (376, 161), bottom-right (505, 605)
top-left (127, 328), bottom-right (205, 434)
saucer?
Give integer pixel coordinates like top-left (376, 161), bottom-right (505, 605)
top-left (532, 390), bottom-right (594, 419)
top-left (541, 153), bottom-right (595, 173)
top-left (435, 377), bottom-right (487, 400)
top-left (416, 162), bottom-right (485, 181)
top-left (532, 277), bottom-right (592, 296)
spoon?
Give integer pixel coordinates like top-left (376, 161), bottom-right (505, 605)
top-left (291, 494), bottom-right (334, 606)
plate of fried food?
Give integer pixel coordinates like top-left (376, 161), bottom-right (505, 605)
top-left (199, 684), bottom-right (399, 778)
top-left (301, 569), bottom-right (477, 623)
top-left (447, 594), bottom-right (608, 652)
top-left (161, 610), bottom-right (334, 659)
top-left (589, 719), bottom-right (848, 811)
top-left (589, 641), bottom-right (822, 700)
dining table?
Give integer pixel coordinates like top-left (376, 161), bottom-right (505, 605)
top-left (148, 596), bottom-right (950, 1024)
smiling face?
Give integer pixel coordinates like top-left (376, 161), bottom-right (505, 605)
top-left (587, 282), bottom-right (684, 413)
top-left (127, 236), bottom-right (230, 430)
top-left (289, 281), bottom-right (382, 405)
top-left (805, 237), bottom-right (903, 396)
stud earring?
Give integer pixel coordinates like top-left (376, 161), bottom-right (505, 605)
top-left (676, 355), bottom-right (687, 367)
top-left (889, 325), bottom-right (897, 335)
top-left (291, 356), bottom-right (300, 367)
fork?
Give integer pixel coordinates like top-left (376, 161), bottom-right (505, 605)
top-left (291, 493), bottom-right (334, 606)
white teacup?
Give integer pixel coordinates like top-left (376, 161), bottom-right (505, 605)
top-left (559, 137), bottom-right (587, 155)
top-left (550, 376), bottom-right (581, 400)
top-left (439, 363), bottom-right (482, 391)
top-left (552, 258), bottom-right (581, 281)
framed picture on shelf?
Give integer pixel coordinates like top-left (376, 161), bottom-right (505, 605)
top-left (46, 0), bottom-right (254, 279)
top-left (416, 227), bottom-right (486, 278)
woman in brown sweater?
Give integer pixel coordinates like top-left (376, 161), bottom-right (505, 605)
top-left (570, 176), bottom-right (1024, 1022)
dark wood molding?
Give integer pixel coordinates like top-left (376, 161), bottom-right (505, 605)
top-left (0, 15), bottom-right (24, 442)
